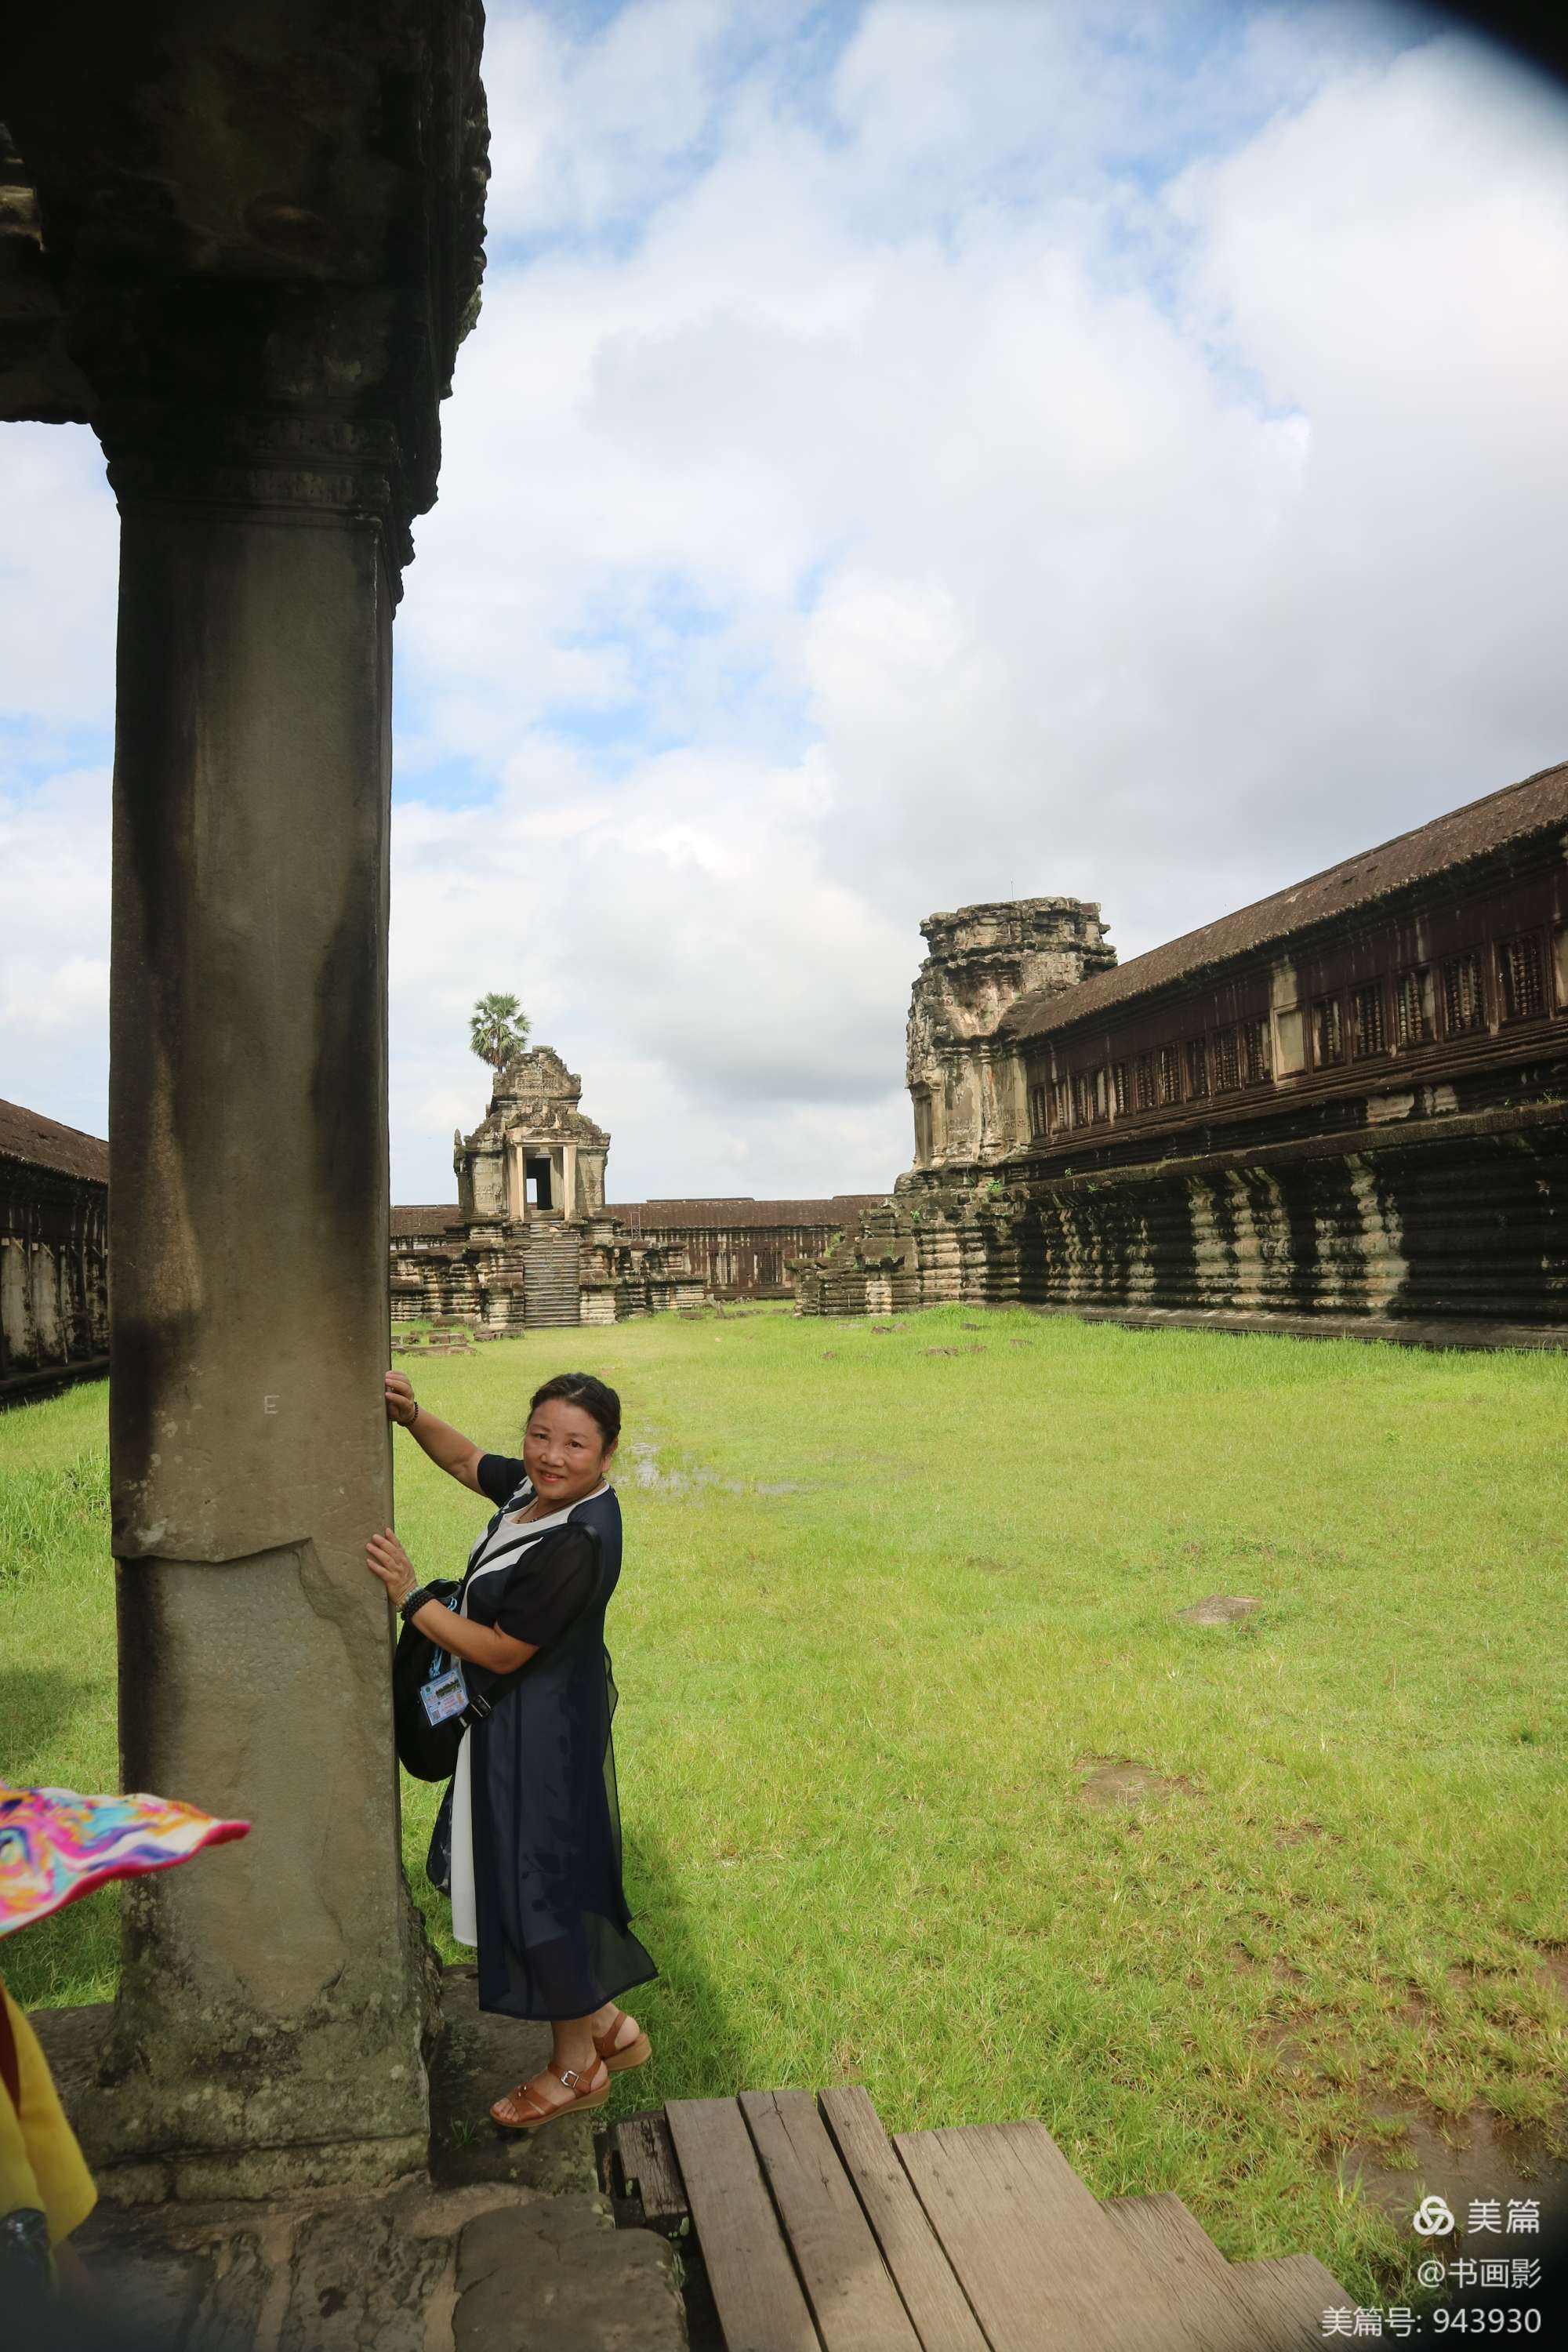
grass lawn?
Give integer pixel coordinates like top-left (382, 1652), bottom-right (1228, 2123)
top-left (2, 1301), bottom-right (1565, 2307)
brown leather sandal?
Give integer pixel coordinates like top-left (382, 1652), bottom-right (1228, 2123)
top-left (593, 2006), bottom-right (652, 2073)
top-left (489, 2053), bottom-right (612, 2134)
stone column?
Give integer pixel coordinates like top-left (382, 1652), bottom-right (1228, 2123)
top-left (562, 1142), bottom-right (579, 1221)
top-left (100, 410), bottom-right (434, 2198)
top-left (506, 1134), bottom-right (525, 1223)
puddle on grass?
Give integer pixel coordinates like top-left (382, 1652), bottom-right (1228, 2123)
top-left (1243, 1976), bottom-right (1568, 2243)
top-left (626, 1443), bottom-right (808, 1501)
top-left (1337, 2097), bottom-right (1568, 2246)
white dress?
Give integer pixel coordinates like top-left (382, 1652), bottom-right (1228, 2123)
top-left (448, 1483), bottom-right (610, 1948)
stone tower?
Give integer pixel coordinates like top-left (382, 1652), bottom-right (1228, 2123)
top-left (455, 1046), bottom-right (610, 1225)
top-left (906, 898), bottom-right (1115, 1168)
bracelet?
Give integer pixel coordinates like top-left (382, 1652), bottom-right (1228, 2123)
top-left (408, 1399), bottom-right (420, 1428)
top-left (399, 1582), bottom-right (434, 1621)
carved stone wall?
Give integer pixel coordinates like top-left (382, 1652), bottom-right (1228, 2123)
top-left (799, 762), bottom-right (1568, 1343)
top-left (0, 1100), bottom-right (109, 1397)
top-left (608, 1197), bottom-right (886, 1296)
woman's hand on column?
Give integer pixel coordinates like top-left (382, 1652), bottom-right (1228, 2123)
top-left (384, 1368), bottom-right (419, 1426)
top-left (365, 1526), bottom-right (418, 1608)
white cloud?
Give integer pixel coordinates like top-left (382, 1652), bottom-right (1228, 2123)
top-left (0, 764), bottom-right (112, 1131)
top-left (6, 2), bottom-right (1568, 1208)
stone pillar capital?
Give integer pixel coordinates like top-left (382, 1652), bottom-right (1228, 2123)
top-left (100, 401), bottom-right (412, 588)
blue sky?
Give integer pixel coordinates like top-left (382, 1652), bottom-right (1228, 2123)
top-left (4, 0), bottom-right (1567, 1199)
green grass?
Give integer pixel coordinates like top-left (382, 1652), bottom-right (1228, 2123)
top-left (3, 1304), bottom-right (1566, 2307)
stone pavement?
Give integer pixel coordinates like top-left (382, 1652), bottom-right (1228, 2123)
top-left (35, 1969), bottom-right (688, 2352)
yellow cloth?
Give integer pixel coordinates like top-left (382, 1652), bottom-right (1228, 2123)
top-left (0, 1980), bottom-right (97, 2245)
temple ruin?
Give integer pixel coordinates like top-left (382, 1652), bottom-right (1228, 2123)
top-left (799, 759), bottom-right (1568, 1341)
top-left (391, 1049), bottom-right (884, 1321)
top-left (390, 1046), bottom-right (706, 1327)
top-left (0, 1098), bottom-right (108, 1399)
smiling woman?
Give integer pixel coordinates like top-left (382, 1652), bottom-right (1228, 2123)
top-left (367, 1367), bottom-right (658, 2133)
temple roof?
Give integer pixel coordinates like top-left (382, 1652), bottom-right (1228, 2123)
top-left (1000, 757), bottom-right (1568, 1042)
top-left (0, 1096), bottom-right (108, 1183)
top-left (390, 1203), bottom-right (464, 1239)
top-left (608, 1196), bottom-right (886, 1229)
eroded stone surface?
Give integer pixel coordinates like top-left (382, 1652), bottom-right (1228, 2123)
top-left (455, 2197), bottom-right (684, 2352)
top-left (61, 2168), bottom-right (683, 2352)
top-left (281, 2200), bottom-right (452, 2350)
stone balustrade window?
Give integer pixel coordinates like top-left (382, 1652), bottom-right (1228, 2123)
top-left (1072, 1070), bottom-right (1092, 1125)
top-left (1134, 1052), bottom-right (1156, 1111)
top-left (1185, 1038), bottom-right (1208, 1097)
top-left (1497, 932), bottom-right (1546, 1023)
top-left (1442, 948), bottom-right (1486, 1036)
top-left (1052, 1077), bottom-right (1071, 1129)
top-left (1112, 1061), bottom-right (1130, 1116)
top-left (1351, 981), bottom-right (1387, 1059)
top-left (1157, 1043), bottom-right (1182, 1106)
top-left (1212, 1026), bottom-right (1241, 1091)
top-left (1394, 967), bottom-right (1432, 1047)
top-left (1028, 1083), bottom-right (1049, 1137)
top-left (1312, 995), bottom-right (1344, 1066)
top-left (1241, 1019), bottom-right (1272, 1086)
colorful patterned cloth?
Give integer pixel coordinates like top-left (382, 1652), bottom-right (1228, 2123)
top-left (0, 1786), bottom-right (250, 1937)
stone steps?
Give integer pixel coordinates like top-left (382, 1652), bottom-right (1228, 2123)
top-left (523, 1225), bottom-right (583, 1328)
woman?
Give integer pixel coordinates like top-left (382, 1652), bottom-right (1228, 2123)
top-left (365, 1367), bottom-right (658, 2132)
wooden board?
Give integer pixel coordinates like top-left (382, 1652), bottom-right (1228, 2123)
top-left (1104, 2194), bottom-right (1354, 2352)
top-left (665, 2095), bottom-right (822, 2352)
top-left (1102, 2194), bottom-right (1271, 2352)
top-left (818, 2086), bottom-right (993, 2352)
top-left (1224, 2254), bottom-right (1355, 2352)
top-left (894, 2122), bottom-right (1240, 2352)
top-left (609, 2111), bottom-right (691, 2234)
top-left (739, 2089), bottom-right (926, 2352)
top-left (1102, 2193), bottom-right (1237, 2287)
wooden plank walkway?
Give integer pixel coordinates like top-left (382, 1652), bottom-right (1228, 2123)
top-left (606, 2085), bottom-right (1349, 2352)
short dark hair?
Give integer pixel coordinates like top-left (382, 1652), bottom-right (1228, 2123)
top-left (527, 1372), bottom-right (621, 1451)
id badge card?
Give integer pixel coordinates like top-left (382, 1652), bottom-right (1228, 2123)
top-left (420, 1661), bottom-right (469, 1727)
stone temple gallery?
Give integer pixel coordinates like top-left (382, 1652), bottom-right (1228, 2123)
top-left (798, 757), bottom-right (1568, 1344)
top-left (7, 754), bottom-right (1564, 1411)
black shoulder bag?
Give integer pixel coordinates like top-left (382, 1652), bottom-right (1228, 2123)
top-left (392, 1526), bottom-right (604, 1783)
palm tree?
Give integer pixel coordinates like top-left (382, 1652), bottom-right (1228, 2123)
top-left (469, 992), bottom-right (530, 1073)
